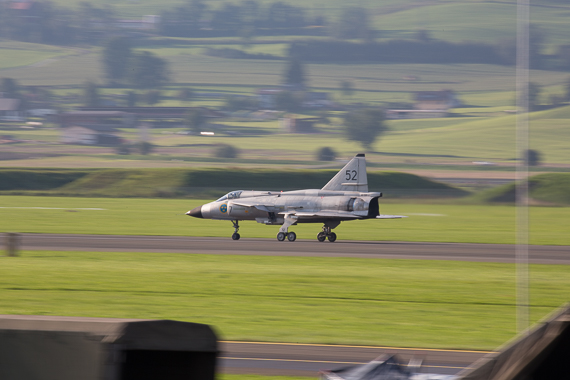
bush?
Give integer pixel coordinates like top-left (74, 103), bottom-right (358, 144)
top-left (136, 142), bottom-right (155, 155)
top-left (524, 149), bottom-right (541, 166)
top-left (214, 144), bottom-right (239, 159)
top-left (317, 147), bottom-right (336, 161)
top-left (115, 144), bottom-right (131, 155)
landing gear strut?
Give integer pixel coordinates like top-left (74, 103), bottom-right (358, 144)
top-left (277, 214), bottom-right (297, 242)
top-left (317, 222), bottom-right (340, 242)
top-left (231, 220), bottom-right (240, 240)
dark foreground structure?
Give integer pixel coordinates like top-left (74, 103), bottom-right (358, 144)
top-left (0, 315), bottom-right (218, 380)
top-left (458, 303), bottom-right (570, 380)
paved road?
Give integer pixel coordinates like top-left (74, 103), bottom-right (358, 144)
top-left (219, 341), bottom-right (488, 376)
top-left (18, 233), bottom-right (570, 264)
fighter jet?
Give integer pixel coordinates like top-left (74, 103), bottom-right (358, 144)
top-left (186, 154), bottom-right (405, 242)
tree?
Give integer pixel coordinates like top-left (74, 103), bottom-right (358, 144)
top-left (177, 88), bottom-right (194, 103)
top-left (524, 149), bottom-right (541, 166)
top-left (339, 80), bottom-right (353, 98)
top-left (331, 7), bottom-right (371, 41)
top-left (224, 96), bottom-right (257, 111)
top-left (127, 51), bottom-right (170, 89)
top-left (126, 91), bottom-right (137, 107)
top-left (317, 147), bottom-right (336, 161)
top-left (343, 109), bottom-right (388, 151)
top-left (0, 78), bottom-right (19, 98)
top-left (82, 81), bottom-right (100, 107)
top-left (528, 82), bottom-right (541, 111)
top-left (565, 77), bottom-right (570, 102)
top-left (214, 144), bottom-right (239, 159)
top-left (274, 91), bottom-right (302, 112)
top-left (283, 59), bottom-right (306, 87)
top-left (135, 141), bottom-right (154, 155)
top-left (186, 108), bottom-right (206, 134)
top-left (144, 90), bottom-right (161, 105)
top-left (102, 37), bottom-right (132, 85)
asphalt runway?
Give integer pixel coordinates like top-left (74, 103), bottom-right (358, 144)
top-left (18, 233), bottom-right (570, 264)
top-left (219, 341), bottom-right (489, 376)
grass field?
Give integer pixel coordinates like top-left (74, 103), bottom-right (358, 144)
top-left (4, 103), bottom-right (570, 166)
top-left (1, 251), bottom-right (569, 350)
top-left (1, 196), bottom-right (569, 245)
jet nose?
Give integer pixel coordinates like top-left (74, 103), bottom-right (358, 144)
top-left (186, 206), bottom-right (203, 218)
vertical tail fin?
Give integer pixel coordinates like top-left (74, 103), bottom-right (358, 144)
top-left (321, 154), bottom-right (368, 192)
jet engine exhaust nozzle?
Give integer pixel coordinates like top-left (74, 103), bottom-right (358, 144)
top-left (187, 206), bottom-right (203, 218)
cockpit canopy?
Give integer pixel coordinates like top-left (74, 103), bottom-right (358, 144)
top-left (216, 190), bottom-right (244, 202)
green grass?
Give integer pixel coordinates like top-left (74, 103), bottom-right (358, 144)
top-left (2, 100), bottom-right (570, 166)
top-left (0, 168), bottom-right (462, 198)
top-left (0, 41), bottom-right (73, 70)
top-left (475, 173), bottom-right (570, 205)
top-left (1, 251), bottom-right (569, 350)
top-left (0, 196), bottom-right (569, 245)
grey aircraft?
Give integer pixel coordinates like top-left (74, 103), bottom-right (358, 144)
top-left (186, 154), bottom-right (405, 242)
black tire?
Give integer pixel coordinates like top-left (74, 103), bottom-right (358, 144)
top-left (287, 232), bottom-right (296, 242)
top-left (327, 232), bottom-right (337, 242)
top-left (277, 232), bottom-right (286, 241)
top-left (232, 233), bottom-right (240, 240)
top-left (317, 232), bottom-right (326, 242)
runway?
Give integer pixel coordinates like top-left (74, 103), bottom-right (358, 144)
top-left (219, 341), bottom-right (488, 376)
top-left (18, 233), bottom-right (570, 264)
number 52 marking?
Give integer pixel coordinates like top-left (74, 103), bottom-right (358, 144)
top-left (345, 170), bottom-right (357, 181)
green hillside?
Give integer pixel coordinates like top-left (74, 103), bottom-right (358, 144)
top-left (46, 0), bottom-right (570, 47)
top-left (0, 168), bottom-right (466, 198)
top-left (476, 173), bottom-right (570, 205)
top-left (383, 105), bottom-right (570, 164)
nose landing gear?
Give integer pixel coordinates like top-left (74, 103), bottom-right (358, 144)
top-left (231, 220), bottom-right (240, 240)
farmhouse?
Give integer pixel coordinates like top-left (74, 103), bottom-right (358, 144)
top-left (59, 111), bottom-right (132, 146)
top-left (414, 90), bottom-right (461, 110)
top-left (0, 98), bottom-right (24, 122)
top-left (386, 90), bottom-right (462, 119)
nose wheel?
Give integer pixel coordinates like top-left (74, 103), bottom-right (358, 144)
top-left (231, 220), bottom-right (240, 240)
top-left (317, 226), bottom-right (337, 242)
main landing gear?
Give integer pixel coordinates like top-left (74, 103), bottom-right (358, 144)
top-left (231, 220), bottom-right (240, 240)
top-left (317, 221), bottom-right (340, 242)
top-left (317, 227), bottom-right (336, 242)
top-left (277, 231), bottom-right (296, 242)
top-left (276, 214), bottom-right (297, 242)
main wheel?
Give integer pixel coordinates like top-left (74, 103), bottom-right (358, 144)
top-left (317, 232), bottom-right (326, 242)
top-left (277, 232), bottom-right (286, 241)
top-left (327, 232), bottom-right (337, 242)
top-left (287, 232), bottom-right (296, 242)
top-left (232, 233), bottom-right (240, 241)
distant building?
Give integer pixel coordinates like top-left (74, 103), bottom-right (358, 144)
top-left (386, 109), bottom-right (449, 119)
top-left (116, 15), bottom-right (160, 30)
top-left (386, 90), bottom-right (461, 119)
top-left (61, 125), bottom-right (122, 146)
top-left (280, 117), bottom-right (319, 133)
top-left (414, 90), bottom-right (461, 111)
top-left (256, 88), bottom-right (332, 110)
top-left (59, 111), bottom-right (131, 146)
top-left (0, 98), bottom-right (24, 121)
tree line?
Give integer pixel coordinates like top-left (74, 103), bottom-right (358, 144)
top-left (287, 36), bottom-right (546, 67)
top-left (4, 1), bottom-right (570, 70)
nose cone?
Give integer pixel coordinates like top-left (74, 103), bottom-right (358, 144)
top-left (186, 206), bottom-right (203, 218)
